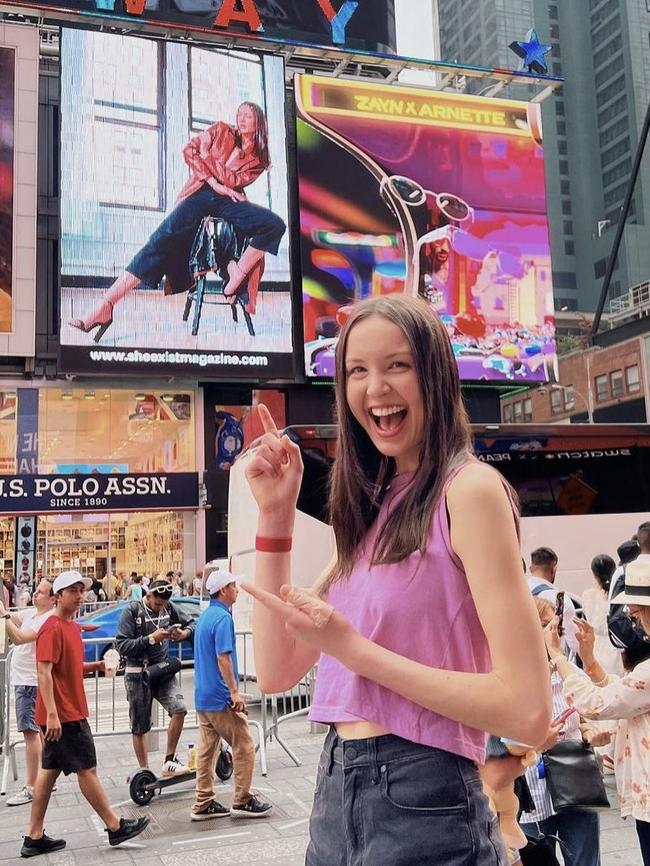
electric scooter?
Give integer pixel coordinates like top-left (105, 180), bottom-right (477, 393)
top-left (129, 742), bottom-right (233, 806)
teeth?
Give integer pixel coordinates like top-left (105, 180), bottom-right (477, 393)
top-left (370, 406), bottom-right (406, 417)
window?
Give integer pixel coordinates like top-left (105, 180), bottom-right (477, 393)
top-left (553, 271), bottom-right (577, 289)
top-left (550, 390), bottom-right (563, 414)
top-left (626, 365), bottom-right (640, 393)
top-left (90, 33), bottom-right (163, 210)
top-left (555, 101), bottom-right (565, 117)
top-left (558, 140), bottom-right (568, 155)
top-left (565, 240), bottom-right (575, 256)
top-left (523, 398), bottom-right (533, 422)
top-left (503, 404), bottom-right (513, 423)
top-left (563, 220), bottom-right (574, 235)
top-left (513, 401), bottom-right (523, 422)
top-left (549, 4), bottom-right (558, 19)
top-left (603, 158), bottom-right (632, 187)
top-left (557, 121), bottom-right (566, 136)
top-left (610, 369), bottom-right (624, 398)
top-left (563, 386), bottom-right (575, 410)
top-left (560, 179), bottom-right (571, 195)
top-left (559, 160), bottom-right (569, 176)
top-left (595, 374), bottom-right (609, 401)
top-left (561, 198), bottom-right (572, 214)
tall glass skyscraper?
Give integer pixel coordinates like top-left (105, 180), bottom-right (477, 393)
top-left (435, 0), bottom-right (650, 314)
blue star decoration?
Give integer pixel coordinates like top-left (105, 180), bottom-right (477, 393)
top-left (509, 29), bottom-right (551, 75)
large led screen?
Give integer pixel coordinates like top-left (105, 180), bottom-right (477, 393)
top-left (296, 76), bottom-right (557, 383)
top-left (0, 45), bottom-right (14, 334)
top-left (59, 30), bottom-right (293, 378)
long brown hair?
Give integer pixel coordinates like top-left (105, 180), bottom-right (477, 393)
top-left (235, 102), bottom-right (270, 169)
top-left (326, 295), bottom-right (473, 590)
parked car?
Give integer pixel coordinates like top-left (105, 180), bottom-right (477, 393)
top-left (79, 596), bottom-right (200, 664)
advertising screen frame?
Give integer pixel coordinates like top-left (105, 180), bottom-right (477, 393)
top-left (0, 23), bottom-right (38, 357)
top-left (4, 0), bottom-right (396, 56)
top-left (58, 27), bottom-right (296, 381)
top-left (295, 74), bottom-right (557, 385)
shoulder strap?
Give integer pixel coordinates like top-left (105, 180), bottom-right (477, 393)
top-left (531, 583), bottom-right (550, 598)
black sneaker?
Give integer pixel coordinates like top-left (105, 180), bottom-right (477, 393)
top-left (191, 799), bottom-right (230, 821)
top-left (106, 816), bottom-right (150, 847)
top-left (21, 832), bottom-right (66, 858)
top-left (230, 795), bottom-right (273, 819)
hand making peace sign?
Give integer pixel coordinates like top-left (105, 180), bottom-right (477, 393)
top-left (244, 404), bottom-right (304, 517)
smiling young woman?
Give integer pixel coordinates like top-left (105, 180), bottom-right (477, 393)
top-left (243, 295), bottom-right (551, 866)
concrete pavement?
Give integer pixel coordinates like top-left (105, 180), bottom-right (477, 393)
top-left (0, 714), bottom-right (644, 865)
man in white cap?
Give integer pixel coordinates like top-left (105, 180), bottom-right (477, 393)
top-left (190, 567), bottom-right (271, 821)
top-left (20, 571), bottom-right (149, 858)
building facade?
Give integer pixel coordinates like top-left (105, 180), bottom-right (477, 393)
top-left (435, 0), bottom-right (650, 313)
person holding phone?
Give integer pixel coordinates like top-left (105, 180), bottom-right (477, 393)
top-left (242, 296), bottom-right (551, 865)
top-left (519, 598), bottom-right (604, 866)
top-left (528, 547), bottom-right (579, 656)
top-left (115, 578), bottom-right (195, 777)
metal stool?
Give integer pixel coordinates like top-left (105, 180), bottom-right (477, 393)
top-left (184, 216), bottom-right (256, 337)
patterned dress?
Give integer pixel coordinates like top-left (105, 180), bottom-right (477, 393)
top-left (563, 659), bottom-right (650, 821)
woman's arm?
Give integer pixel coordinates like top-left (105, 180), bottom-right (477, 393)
top-left (245, 463), bottom-right (552, 745)
top-left (247, 406), bottom-right (321, 693)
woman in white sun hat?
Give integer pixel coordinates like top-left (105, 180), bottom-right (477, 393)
top-left (545, 557), bottom-right (650, 866)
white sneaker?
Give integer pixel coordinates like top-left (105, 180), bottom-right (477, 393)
top-left (6, 786), bottom-right (33, 806)
top-left (161, 757), bottom-right (191, 777)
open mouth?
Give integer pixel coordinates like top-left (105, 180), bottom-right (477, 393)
top-left (370, 405), bottom-right (408, 435)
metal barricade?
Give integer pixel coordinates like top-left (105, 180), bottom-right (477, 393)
top-left (1, 648), bottom-right (20, 796)
top-left (1, 627), bottom-right (321, 792)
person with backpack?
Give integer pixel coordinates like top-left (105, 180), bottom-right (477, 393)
top-left (607, 527), bottom-right (650, 671)
top-left (115, 578), bottom-right (195, 776)
top-left (527, 547), bottom-right (578, 656)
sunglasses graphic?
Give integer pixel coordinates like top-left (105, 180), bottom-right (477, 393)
top-left (379, 175), bottom-right (474, 224)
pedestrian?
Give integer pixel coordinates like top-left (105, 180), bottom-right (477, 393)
top-left (528, 547), bottom-right (579, 654)
top-left (20, 570), bottom-right (148, 857)
top-left (519, 597), bottom-right (603, 866)
top-left (243, 295), bottom-right (551, 865)
top-left (607, 527), bottom-right (650, 670)
top-left (129, 574), bottom-right (143, 601)
top-left (191, 567), bottom-right (271, 821)
top-left (546, 557), bottom-right (650, 866)
top-left (582, 554), bottom-right (623, 676)
top-left (0, 578), bottom-right (55, 807)
top-left (115, 577), bottom-right (194, 776)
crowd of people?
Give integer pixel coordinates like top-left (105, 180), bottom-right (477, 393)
top-left (2, 295), bottom-right (650, 865)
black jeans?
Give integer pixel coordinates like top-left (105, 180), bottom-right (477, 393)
top-left (127, 186), bottom-right (286, 294)
top-left (637, 820), bottom-right (650, 865)
top-left (307, 728), bottom-right (507, 866)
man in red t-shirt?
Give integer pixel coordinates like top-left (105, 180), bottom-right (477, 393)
top-left (21, 571), bottom-right (149, 858)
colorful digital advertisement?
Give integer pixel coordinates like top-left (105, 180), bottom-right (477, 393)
top-left (296, 75), bottom-right (557, 382)
top-left (0, 45), bottom-right (14, 334)
top-left (59, 29), bottom-right (293, 378)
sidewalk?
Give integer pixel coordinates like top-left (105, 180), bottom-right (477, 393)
top-left (0, 718), bottom-right (643, 865)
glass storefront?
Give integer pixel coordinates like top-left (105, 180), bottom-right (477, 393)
top-left (0, 386), bottom-right (198, 600)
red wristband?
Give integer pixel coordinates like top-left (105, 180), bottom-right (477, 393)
top-left (255, 535), bottom-right (292, 553)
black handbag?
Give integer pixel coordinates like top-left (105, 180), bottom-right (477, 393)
top-left (519, 833), bottom-right (562, 866)
top-left (542, 739), bottom-right (610, 812)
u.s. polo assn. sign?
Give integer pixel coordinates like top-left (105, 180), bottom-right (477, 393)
top-left (0, 473), bottom-right (200, 514)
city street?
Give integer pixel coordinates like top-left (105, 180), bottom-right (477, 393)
top-left (0, 687), bottom-right (645, 866)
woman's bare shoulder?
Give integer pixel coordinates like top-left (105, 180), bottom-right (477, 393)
top-left (447, 460), bottom-right (506, 502)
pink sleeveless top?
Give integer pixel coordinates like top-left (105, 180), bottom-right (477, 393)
top-left (309, 462), bottom-right (492, 764)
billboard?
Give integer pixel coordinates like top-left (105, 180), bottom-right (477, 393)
top-left (0, 46), bottom-right (14, 334)
top-left (8, 1), bottom-right (396, 55)
top-left (296, 76), bottom-right (557, 383)
top-left (0, 24), bottom-right (38, 355)
top-left (59, 29), bottom-right (293, 378)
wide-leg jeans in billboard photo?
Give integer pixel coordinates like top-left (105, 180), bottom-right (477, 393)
top-left (127, 185), bottom-right (286, 295)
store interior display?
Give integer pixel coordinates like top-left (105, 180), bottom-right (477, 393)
top-left (0, 517), bottom-right (15, 581)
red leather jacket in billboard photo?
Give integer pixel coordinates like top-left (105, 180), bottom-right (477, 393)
top-left (177, 121), bottom-right (266, 203)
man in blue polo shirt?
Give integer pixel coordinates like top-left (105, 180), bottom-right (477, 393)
top-left (191, 568), bottom-right (272, 821)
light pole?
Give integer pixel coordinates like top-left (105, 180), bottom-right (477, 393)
top-left (549, 384), bottom-right (593, 423)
